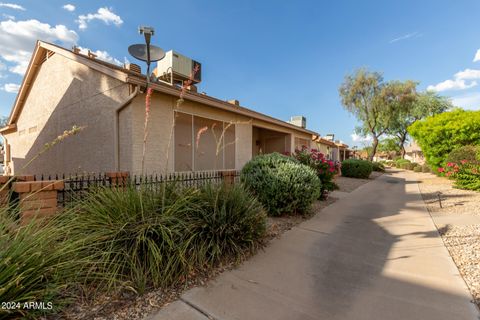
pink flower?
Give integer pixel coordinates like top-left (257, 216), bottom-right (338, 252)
top-left (461, 160), bottom-right (468, 164)
top-left (437, 167), bottom-right (445, 173)
top-left (446, 162), bottom-right (455, 167)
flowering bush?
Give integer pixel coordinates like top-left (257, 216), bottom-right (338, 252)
top-left (439, 160), bottom-right (480, 191)
top-left (292, 147), bottom-right (339, 198)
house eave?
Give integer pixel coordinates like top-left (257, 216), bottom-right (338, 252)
top-left (126, 76), bottom-right (319, 137)
top-left (0, 124), bottom-right (17, 134)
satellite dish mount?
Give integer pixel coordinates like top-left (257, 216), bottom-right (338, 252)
top-left (128, 26), bottom-right (165, 87)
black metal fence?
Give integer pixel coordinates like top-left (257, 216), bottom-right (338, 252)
top-left (34, 170), bottom-right (240, 207)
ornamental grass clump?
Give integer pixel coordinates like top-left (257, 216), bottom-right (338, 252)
top-left (183, 183), bottom-right (267, 266)
top-left (60, 184), bottom-right (196, 294)
top-left (0, 208), bottom-right (91, 319)
top-left (341, 159), bottom-right (373, 179)
top-left (241, 153), bottom-right (320, 216)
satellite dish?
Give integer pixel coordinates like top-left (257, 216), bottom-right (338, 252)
top-left (128, 44), bottom-right (165, 62)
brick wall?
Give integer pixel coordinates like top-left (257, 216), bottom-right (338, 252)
top-left (11, 179), bottom-right (64, 224)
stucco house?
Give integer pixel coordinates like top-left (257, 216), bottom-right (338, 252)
top-left (1, 41), bottom-right (318, 176)
top-left (404, 141), bottom-right (425, 165)
top-left (312, 136), bottom-right (336, 160)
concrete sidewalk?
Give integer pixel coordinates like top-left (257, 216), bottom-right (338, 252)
top-left (148, 170), bottom-right (479, 320)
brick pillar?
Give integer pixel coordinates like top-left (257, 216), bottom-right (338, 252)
top-left (0, 176), bottom-right (12, 205)
top-left (13, 180), bottom-right (64, 224)
top-left (106, 171), bottom-right (129, 187)
top-left (0, 175), bottom-right (34, 206)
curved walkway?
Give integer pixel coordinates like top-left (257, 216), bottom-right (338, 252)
top-left (149, 170), bottom-right (479, 320)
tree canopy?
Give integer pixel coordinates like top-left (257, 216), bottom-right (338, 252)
top-left (339, 69), bottom-right (416, 160)
top-left (387, 91), bottom-right (451, 157)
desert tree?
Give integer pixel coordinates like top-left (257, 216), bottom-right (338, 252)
top-left (339, 69), bottom-right (412, 161)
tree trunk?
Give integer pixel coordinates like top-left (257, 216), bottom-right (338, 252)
top-left (369, 136), bottom-right (379, 161)
top-left (399, 132), bottom-right (407, 159)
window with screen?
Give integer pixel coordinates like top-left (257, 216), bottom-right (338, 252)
top-left (174, 112), bottom-right (236, 171)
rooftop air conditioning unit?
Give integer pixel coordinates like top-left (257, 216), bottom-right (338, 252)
top-left (288, 116), bottom-right (306, 129)
top-left (155, 50), bottom-right (201, 85)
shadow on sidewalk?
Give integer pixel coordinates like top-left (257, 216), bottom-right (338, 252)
top-left (311, 171), bottom-right (477, 319)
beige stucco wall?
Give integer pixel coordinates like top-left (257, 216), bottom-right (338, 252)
top-left (4, 53), bottom-right (130, 175)
top-left (129, 93), bottom-right (176, 175)
top-left (127, 92), bottom-right (314, 174)
top-left (118, 104), bottom-right (133, 172)
top-left (4, 51), bottom-right (315, 176)
top-left (314, 142), bottom-right (334, 160)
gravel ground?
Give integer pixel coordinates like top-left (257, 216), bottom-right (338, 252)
top-left (417, 172), bottom-right (480, 215)
top-left (57, 198), bottom-right (338, 320)
top-left (335, 171), bottom-right (383, 193)
top-left (439, 225), bottom-right (480, 308)
top-left (415, 171), bottom-right (480, 309)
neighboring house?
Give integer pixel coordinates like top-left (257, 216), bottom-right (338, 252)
top-left (312, 136), bottom-right (337, 160)
top-left (404, 141), bottom-right (425, 164)
top-left (0, 41), bottom-right (318, 175)
top-left (335, 142), bottom-right (350, 161)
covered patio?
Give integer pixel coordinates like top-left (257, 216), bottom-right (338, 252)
top-left (252, 126), bottom-right (291, 157)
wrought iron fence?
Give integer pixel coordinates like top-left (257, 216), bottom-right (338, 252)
top-left (33, 170), bottom-right (240, 207)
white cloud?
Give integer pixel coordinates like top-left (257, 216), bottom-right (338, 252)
top-left (62, 4), bottom-right (75, 12)
top-left (427, 79), bottom-right (477, 92)
top-left (389, 31), bottom-right (422, 44)
top-left (2, 83), bottom-right (20, 93)
top-left (473, 49), bottom-right (480, 62)
top-left (351, 133), bottom-right (372, 143)
top-left (77, 7), bottom-right (123, 30)
top-left (0, 19), bottom-right (78, 75)
top-left (78, 46), bottom-right (122, 65)
top-left (451, 92), bottom-right (480, 110)
top-left (426, 68), bottom-right (480, 92)
top-left (0, 2), bottom-right (25, 10)
top-left (454, 68), bottom-right (480, 80)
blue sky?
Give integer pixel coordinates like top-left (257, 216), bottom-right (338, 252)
top-left (1, 1), bottom-right (480, 147)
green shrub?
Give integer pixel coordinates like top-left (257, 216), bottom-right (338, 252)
top-left (395, 158), bottom-right (411, 167)
top-left (371, 161), bottom-right (385, 172)
top-left (409, 109), bottom-right (480, 169)
top-left (341, 159), bottom-right (373, 179)
top-left (241, 153), bottom-right (321, 216)
top-left (413, 166), bottom-right (422, 172)
top-left (183, 183), bottom-right (266, 265)
top-left (446, 145), bottom-right (480, 165)
top-left (400, 162), bottom-right (417, 170)
top-left (61, 185), bottom-right (195, 293)
top-left (421, 164), bottom-right (431, 173)
top-left (454, 172), bottom-right (480, 191)
top-left (0, 209), bottom-right (90, 318)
